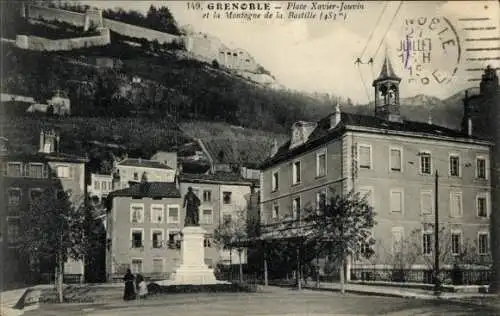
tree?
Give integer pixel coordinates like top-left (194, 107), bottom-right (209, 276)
top-left (213, 210), bottom-right (248, 282)
top-left (19, 187), bottom-right (86, 303)
top-left (281, 189), bottom-right (376, 293)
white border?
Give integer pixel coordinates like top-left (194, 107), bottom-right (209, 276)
top-left (448, 153), bottom-right (461, 177)
top-left (150, 204), bottom-right (164, 223)
top-left (389, 146), bottom-right (403, 172)
top-left (130, 228), bottom-right (145, 248)
top-left (390, 188), bottom-right (404, 214)
top-left (130, 203), bottom-right (145, 223)
top-left (316, 148), bottom-right (327, 177)
top-left (358, 144), bottom-right (373, 170)
top-left (166, 204), bottom-right (180, 224)
top-left (150, 228), bottom-right (165, 249)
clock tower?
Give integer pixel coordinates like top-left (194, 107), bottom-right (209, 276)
top-left (373, 52), bottom-right (402, 122)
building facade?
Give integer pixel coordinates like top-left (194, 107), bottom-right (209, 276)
top-left (179, 172), bottom-right (260, 266)
top-left (88, 173), bottom-right (113, 202)
top-left (1, 129), bottom-right (88, 283)
top-left (260, 56), bottom-right (493, 276)
top-left (105, 182), bottom-right (186, 280)
top-left (112, 157), bottom-right (176, 190)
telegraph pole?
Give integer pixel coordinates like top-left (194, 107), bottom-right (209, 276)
top-left (434, 170), bottom-right (441, 296)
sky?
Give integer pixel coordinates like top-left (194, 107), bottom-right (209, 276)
top-left (80, 1), bottom-right (499, 103)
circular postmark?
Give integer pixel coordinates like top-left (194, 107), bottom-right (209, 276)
top-left (397, 16), bottom-right (461, 85)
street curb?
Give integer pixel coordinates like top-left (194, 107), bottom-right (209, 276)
top-left (302, 286), bottom-right (435, 299)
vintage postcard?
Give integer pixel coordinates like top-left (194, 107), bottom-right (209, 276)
top-left (1, 1), bottom-right (499, 315)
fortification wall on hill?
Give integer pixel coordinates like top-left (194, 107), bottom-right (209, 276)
top-left (102, 18), bottom-right (179, 44)
top-left (26, 4), bottom-right (86, 28)
top-left (16, 28), bottom-right (110, 51)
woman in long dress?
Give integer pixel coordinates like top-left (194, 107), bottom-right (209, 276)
top-left (123, 269), bottom-right (136, 301)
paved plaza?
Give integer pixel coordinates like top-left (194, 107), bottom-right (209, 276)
top-left (20, 286), bottom-right (500, 316)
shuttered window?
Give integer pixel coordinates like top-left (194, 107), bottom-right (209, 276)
top-left (421, 191), bottom-right (432, 215)
top-left (390, 149), bottom-right (401, 171)
top-left (450, 192), bottom-right (463, 217)
top-left (390, 190), bottom-right (403, 213)
top-left (359, 145), bottom-right (371, 169)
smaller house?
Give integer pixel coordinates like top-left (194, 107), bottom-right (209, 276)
top-left (25, 91), bottom-right (71, 116)
top-left (112, 157), bottom-right (176, 190)
top-left (88, 173), bottom-right (113, 202)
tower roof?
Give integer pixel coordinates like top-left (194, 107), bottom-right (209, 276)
top-left (373, 53), bottom-right (401, 84)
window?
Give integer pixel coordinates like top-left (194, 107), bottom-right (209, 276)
top-left (223, 214), bottom-right (232, 224)
top-left (476, 157), bottom-right (486, 179)
top-left (449, 155), bottom-right (460, 177)
top-left (130, 204), bottom-right (144, 223)
top-left (167, 205), bottom-right (179, 223)
top-left (133, 172), bottom-right (139, 181)
top-left (292, 197), bottom-right (301, 219)
top-left (420, 191), bottom-right (433, 215)
top-left (272, 203), bottom-right (279, 219)
top-left (316, 151), bottom-right (326, 177)
top-left (420, 152), bottom-right (432, 175)
top-left (391, 227), bottom-right (404, 254)
top-left (28, 163), bottom-right (44, 178)
top-left (204, 234), bottom-right (212, 248)
top-left (451, 231), bottom-right (462, 255)
top-left (56, 165), bottom-right (72, 178)
top-left (102, 181), bottom-right (107, 191)
top-left (29, 188), bottom-right (42, 202)
top-left (390, 148), bottom-right (402, 171)
top-left (7, 188), bottom-right (21, 206)
top-left (203, 190), bottom-right (212, 202)
top-left (477, 195), bottom-right (488, 217)
top-left (7, 218), bottom-right (20, 244)
top-left (390, 189), bottom-right (403, 213)
top-left (422, 232), bottom-right (432, 255)
top-left (131, 230), bottom-right (143, 248)
top-left (223, 191), bottom-right (232, 204)
top-left (94, 181), bottom-right (100, 190)
top-left (449, 192), bottom-right (463, 218)
top-left (7, 162), bottom-right (22, 177)
top-left (272, 171), bottom-right (279, 191)
top-left (151, 230), bottom-right (164, 248)
top-left (151, 205), bottom-right (164, 223)
top-left (131, 259), bottom-right (143, 274)
top-left (152, 258), bottom-right (163, 273)
top-left (359, 145), bottom-right (372, 169)
top-left (316, 189), bottom-right (327, 211)
top-left (202, 209), bottom-right (213, 224)
top-left (478, 233), bottom-right (489, 255)
top-left (168, 231), bottom-right (181, 249)
top-left (292, 161), bottom-right (301, 184)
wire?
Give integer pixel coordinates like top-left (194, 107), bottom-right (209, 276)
top-left (357, 64), bottom-right (372, 103)
top-left (373, 1), bottom-right (404, 59)
top-left (360, 2), bottom-right (389, 60)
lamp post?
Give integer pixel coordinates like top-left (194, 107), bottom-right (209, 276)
top-left (434, 170), bottom-right (441, 296)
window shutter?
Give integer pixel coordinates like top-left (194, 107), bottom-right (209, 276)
top-left (390, 191), bottom-right (402, 213)
top-left (359, 146), bottom-right (370, 167)
top-left (421, 192), bottom-right (432, 214)
top-left (390, 149), bottom-right (401, 170)
top-left (69, 166), bottom-right (74, 179)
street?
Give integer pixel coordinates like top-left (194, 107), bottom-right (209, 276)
top-left (23, 287), bottom-right (500, 316)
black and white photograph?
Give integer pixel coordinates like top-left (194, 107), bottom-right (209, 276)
top-left (0, 1), bottom-right (499, 315)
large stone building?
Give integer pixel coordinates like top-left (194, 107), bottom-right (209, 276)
top-left (259, 55), bottom-right (493, 279)
top-left (179, 172), bottom-right (260, 266)
top-left (1, 129), bottom-right (88, 284)
top-left (462, 65), bottom-right (500, 292)
top-left (105, 172), bottom-right (259, 281)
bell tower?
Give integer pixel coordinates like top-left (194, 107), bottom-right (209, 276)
top-left (373, 50), bottom-right (402, 122)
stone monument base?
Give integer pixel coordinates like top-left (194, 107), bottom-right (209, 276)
top-left (167, 226), bottom-right (219, 285)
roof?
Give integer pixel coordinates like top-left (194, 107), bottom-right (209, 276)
top-left (260, 112), bottom-right (491, 169)
top-left (373, 53), bottom-right (401, 84)
top-left (180, 172), bottom-right (260, 186)
top-left (1, 151), bottom-right (88, 163)
top-left (117, 158), bottom-right (173, 170)
top-left (109, 182), bottom-right (181, 199)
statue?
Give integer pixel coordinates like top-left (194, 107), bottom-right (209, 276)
top-left (183, 187), bottom-right (200, 226)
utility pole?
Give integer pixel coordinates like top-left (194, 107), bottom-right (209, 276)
top-left (434, 170), bottom-right (441, 296)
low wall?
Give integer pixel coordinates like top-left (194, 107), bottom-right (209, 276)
top-left (103, 18), bottom-right (179, 44)
top-left (27, 4), bottom-right (85, 27)
top-left (16, 28), bottom-right (110, 51)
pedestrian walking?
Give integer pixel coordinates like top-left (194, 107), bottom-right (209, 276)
top-left (123, 269), bottom-right (136, 301)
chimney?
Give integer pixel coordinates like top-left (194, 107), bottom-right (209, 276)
top-left (330, 102), bottom-right (342, 129)
top-left (39, 130), bottom-right (44, 152)
top-left (467, 117), bottom-right (473, 136)
top-left (270, 138), bottom-right (279, 157)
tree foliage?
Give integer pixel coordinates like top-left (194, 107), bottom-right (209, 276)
top-left (19, 187), bottom-right (86, 264)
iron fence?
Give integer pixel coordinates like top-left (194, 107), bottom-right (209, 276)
top-left (350, 267), bottom-right (491, 285)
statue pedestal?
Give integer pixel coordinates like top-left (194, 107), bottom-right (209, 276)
top-left (170, 226), bottom-right (217, 285)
